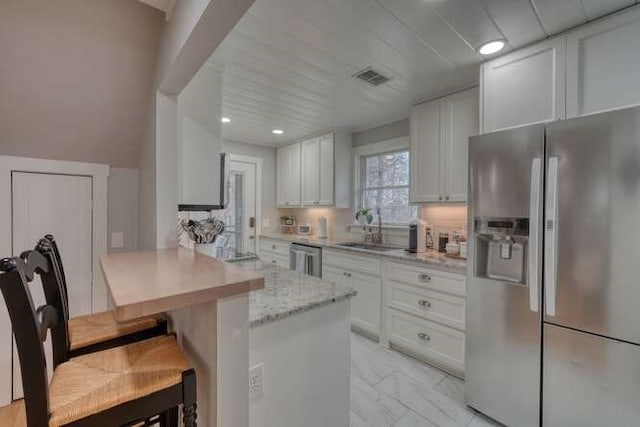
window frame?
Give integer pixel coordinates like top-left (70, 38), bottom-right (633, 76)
top-left (353, 136), bottom-right (416, 226)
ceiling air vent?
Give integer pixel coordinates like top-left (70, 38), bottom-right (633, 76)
top-left (353, 67), bottom-right (390, 87)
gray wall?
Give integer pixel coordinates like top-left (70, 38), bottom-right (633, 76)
top-left (109, 168), bottom-right (140, 253)
top-left (0, 0), bottom-right (163, 168)
top-left (222, 140), bottom-right (280, 233)
top-left (351, 119), bottom-right (409, 147)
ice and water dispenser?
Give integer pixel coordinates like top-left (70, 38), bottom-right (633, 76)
top-left (473, 217), bottom-right (529, 284)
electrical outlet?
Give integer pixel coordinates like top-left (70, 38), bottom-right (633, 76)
top-left (249, 363), bottom-right (264, 399)
top-left (111, 232), bottom-right (124, 249)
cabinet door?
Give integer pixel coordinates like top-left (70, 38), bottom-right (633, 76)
top-left (443, 87), bottom-right (479, 202)
top-left (277, 143), bottom-right (301, 207)
top-left (481, 37), bottom-right (566, 133)
top-left (276, 146), bottom-right (288, 206)
top-left (410, 100), bottom-right (444, 203)
top-left (287, 143), bottom-right (302, 206)
top-left (350, 271), bottom-right (381, 338)
top-left (317, 134), bottom-right (334, 205)
top-left (567, 7), bottom-right (640, 117)
top-left (302, 138), bottom-right (320, 205)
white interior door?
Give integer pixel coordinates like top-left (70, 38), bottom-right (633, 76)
top-left (11, 172), bottom-right (93, 399)
top-left (228, 160), bottom-right (257, 254)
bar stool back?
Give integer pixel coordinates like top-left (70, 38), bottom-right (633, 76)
top-left (36, 235), bottom-right (167, 359)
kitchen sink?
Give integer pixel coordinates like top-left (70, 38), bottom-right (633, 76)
top-left (335, 242), bottom-right (402, 252)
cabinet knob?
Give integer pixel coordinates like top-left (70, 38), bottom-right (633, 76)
top-left (445, 196), bottom-right (450, 201)
top-left (418, 299), bottom-right (431, 308)
top-left (314, 201), bottom-right (319, 205)
top-left (418, 273), bottom-right (431, 283)
top-left (272, 245), bottom-right (276, 250)
top-left (417, 332), bottom-right (430, 341)
top-left (438, 196), bottom-right (443, 201)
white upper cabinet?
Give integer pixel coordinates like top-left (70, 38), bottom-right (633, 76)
top-left (410, 99), bottom-right (443, 203)
top-left (410, 87), bottom-right (478, 203)
top-left (278, 132), bottom-right (351, 208)
top-left (302, 134), bottom-right (334, 206)
top-left (276, 142), bottom-right (301, 207)
top-left (444, 87), bottom-right (479, 202)
top-left (480, 37), bottom-right (566, 133)
top-left (566, 7), bottom-right (640, 117)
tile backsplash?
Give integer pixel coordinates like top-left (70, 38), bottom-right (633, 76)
top-left (420, 204), bottom-right (468, 241)
top-left (276, 204), bottom-right (468, 246)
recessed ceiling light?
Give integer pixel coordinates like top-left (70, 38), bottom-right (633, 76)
top-left (478, 40), bottom-right (506, 55)
top-left (221, 117), bottom-right (231, 123)
top-left (272, 129), bottom-right (284, 135)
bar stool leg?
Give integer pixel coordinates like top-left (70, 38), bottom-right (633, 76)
top-left (182, 369), bottom-right (198, 427)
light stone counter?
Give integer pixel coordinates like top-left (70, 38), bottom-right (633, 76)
top-left (231, 259), bottom-right (356, 327)
top-left (260, 233), bottom-right (467, 274)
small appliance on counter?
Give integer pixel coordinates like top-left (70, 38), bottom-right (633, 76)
top-left (406, 219), bottom-right (427, 253)
top-left (297, 223), bottom-right (311, 235)
top-left (317, 217), bottom-right (328, 239)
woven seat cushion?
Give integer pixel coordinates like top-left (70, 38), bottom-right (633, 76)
top-left (68, 310), bottom-right (163, 351)
top-left (48, 335), bottom-right (190, 427)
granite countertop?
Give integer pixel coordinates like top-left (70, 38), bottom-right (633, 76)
top-left (260, 233), bottom-right (467, 274)
top-left (233, 259), bottom-right (357, 328)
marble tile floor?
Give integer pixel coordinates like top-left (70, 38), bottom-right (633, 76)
top-left (350, 332), bottom-right (502, 427)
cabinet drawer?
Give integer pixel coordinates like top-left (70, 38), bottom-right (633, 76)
top-left (259, 238), bottom-right (290, 257)
top-left (324, 249), bottom-right (380, 275)
top-left (387, 308), bottom-right (464, 374)
top-left (386, 262), bottom-right (465, 296)
top-left (260, 251), bottom-right (289, 269)
top-left (387, 282), bottom-right (465, 330)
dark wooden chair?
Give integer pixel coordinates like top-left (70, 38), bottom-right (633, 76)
top-left (0, 251), bottom-right (197, 426)
top-left (40, 235), bottom-right (167, 358)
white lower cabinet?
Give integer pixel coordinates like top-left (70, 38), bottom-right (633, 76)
top-left (384, 261), bottom-right (466, 377)
top-left (259, 237), bottom-right (290, 269)
top-left (386, 309), bottom-right (465, 376)
top-left (323, 249), bottom-right (382, 339)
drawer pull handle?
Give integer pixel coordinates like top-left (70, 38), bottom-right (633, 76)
top-left (418, 273), bottom-right (431, 283)
top-left (417, 332), bottom-right (430, 341)
top-left (418, 299), bottom-right (431, 308)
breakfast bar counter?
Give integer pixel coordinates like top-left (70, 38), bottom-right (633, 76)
top-left (100, 248), bottom-right (265, 427)
top-left (101, 248), bottom-right (264, 321)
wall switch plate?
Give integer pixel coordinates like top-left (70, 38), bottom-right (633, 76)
top-left (249, 363), bottom-right (264, 399)
top-left (111, 232), bottom-right (124, 249)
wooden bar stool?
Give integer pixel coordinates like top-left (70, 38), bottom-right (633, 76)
top-left (0, 251), bottom-right (198, 426)
top-left (41, 235), bottom-right (167, 358)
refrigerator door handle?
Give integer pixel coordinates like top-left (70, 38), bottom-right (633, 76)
top-left (528, 158), bottom-right (541, 312)
top-left (545, 157), bottom-right (560, 317)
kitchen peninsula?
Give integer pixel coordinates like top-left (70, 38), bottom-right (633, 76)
top-left (100, 248), bottom-right (264, 427)
top-left (237, 259), bottom-right (356, 427)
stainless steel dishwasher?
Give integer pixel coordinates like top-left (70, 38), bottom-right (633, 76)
top-left (289, 243), bottom-right (322, 277)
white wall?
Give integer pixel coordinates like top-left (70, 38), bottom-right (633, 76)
top-left (139, 0), bottom-right (256, 250)
top-left (223, 140), bottom-right (280, 233)
top-left (109, 168), bottom-right (140, 253)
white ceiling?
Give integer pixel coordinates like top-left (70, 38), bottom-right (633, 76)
top-left (209, 0), bottom-right (638, 146)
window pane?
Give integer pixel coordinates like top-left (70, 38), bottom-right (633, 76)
top-left (359, 148), bottom-right (415, 224)
top-left (380, 188), bottom-right (413, 223)
top-left (381, 151), bottom-right (409, 186)
top-left (364, 155), bottom-right (382, 188)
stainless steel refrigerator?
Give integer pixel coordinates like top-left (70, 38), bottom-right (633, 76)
top-left (466, 106), bottom-right (640, 427)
